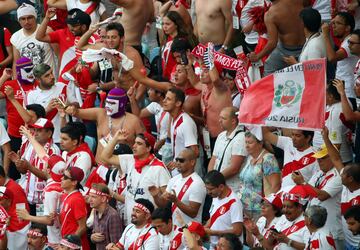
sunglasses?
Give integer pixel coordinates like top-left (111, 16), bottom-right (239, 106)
top-left (175, 157), bottom-right (187, 163)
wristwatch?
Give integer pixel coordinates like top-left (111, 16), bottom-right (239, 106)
top-left (181, 224), bottom-right (188, 230)
top-left (221, 45), bottom-right (228, 50)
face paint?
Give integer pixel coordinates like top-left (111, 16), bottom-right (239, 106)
top-left (105, 99), bottom-right (120, 116)
top-left (20, 66), bottom-right (35, 83)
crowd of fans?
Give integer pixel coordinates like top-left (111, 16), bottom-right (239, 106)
top-left (0, 0), bottom-right (360, 249)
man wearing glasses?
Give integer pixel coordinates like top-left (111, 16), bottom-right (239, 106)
top-left (60, 166), bottom-right (89, 250)
top-left (322, 12), bottom-right (358, 110)
top-left (151, 148), bottom-right (206, 227)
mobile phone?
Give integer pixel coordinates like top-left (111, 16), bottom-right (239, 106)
top-left (294, 171), bottom-right (300, 175)
top-left (270, 228), bottom-right (279, 233)
top-left (180, 51), bottom-right (188, 65)
top-left (56, 98), bottom-right (66, 108)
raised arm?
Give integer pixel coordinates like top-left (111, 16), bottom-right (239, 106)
top-left (47, 0), bottom-right (67, 9)
top-left (0, 0), bottom-right (17, 15)
top-left (36, 9), bottom-right (56, 43)
top-left (333, 79), bottom-right (360, 121)
top-left (322, 23), bottom-right (347, 63)
top-left (322, 127), bottom-right (344, 172)
top-left (109, 0), bottom-right (132, 8)
top-left (100, 130), bottom-right (128, 167)
top-left (76, 24), bottom-right (103, 51)
top-left (220, 0), bottom-right (234, 52)
top-left (64, 105), bottom-right (105, 123)
top-left (262, 127), bottom-right (279, 146)
top-left (5, 86), bottom-right (34, 124)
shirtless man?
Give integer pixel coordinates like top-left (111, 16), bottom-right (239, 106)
top-left (249, 0), bottom-right (305, 75)
top-left (194, 0), bottom-right (233, 52)
top-left (77, 22), bottom-right (145, 92)
top-left (110, 0), bottom-right (154, 49)
top-left (65, 88), bottom-right (145, 163)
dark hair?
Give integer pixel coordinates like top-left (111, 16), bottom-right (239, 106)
top-left (60, 122), bottom-right (87, 144)
top-left (106, 22), bottom-right (125, 37)
top-left (152, 207), bottom-right (172, 223)
top-left (344, 205), bottom-right (360, 221)
top-left (0, 166), bottom-right (5, 178)
top-left (260, 199), bottom-right (282, 217)
top-left (63, 234), bottom-right (81, 247)
top-left (165, 11), bottom-right (188, 38)
top-left (301, 130), bottom-right (314, 141)
top-left (344, 163), bottom-right (360, 183)
top-left (167, 87), bottom-right (185, 105)
top-left (26, 104), bottom-right (46, 119)
top-left (171, 38), bottom-right (192, 53)
top-left (327, 81), bottom-right (341, 101)
top-left (68, 8), bottom-right (91, 28)
top-left (299, 7), bottom-right (321, 33)
top-left (135, 198), bottom-right (155, 214)
top-left (337, 12), bottom-right (355, 32)
top-left (135, 133), bottom-right (154, 153)
top-left (219, 233), bottom-right (243, 250)
top-left (352, 29), bottom-right (360, 41)
top-left (30, 222), bottom-right (48, 236)
top-left (204, 170), bottom-right (226, 187)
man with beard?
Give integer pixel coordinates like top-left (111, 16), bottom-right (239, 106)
top-left (344, 205), bottom-right (360, 238)
top-left (65, 87), bottom-right (144, 163)
top-left (106, 198), bottom-right (159, 250)
top-left (0, 57), bottom-right (37, 179)
top-left (11, 3), bottom-right (56, 77)
top-left (36, 8), bottom-right (95, 83)
top-left (101, 130), bottom-right (170, 225)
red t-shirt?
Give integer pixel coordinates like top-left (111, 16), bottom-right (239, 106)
top-left (0, 80), bottom-right (37, 137)
top-left (59, 191), bottom-right (89, 250)
top-left (44, 1), bottom-right (68, 31)
top-left (48, 28), bottom-right (77, 83)
top-left (5, 179), bottom-right (30, 232)
top-left (162, 37), bottom-right (176, 80)
top-left (0, 28), bottom-right (11, 76)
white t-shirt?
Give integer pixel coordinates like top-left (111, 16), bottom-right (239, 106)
top-left (27, 83), bottom-right (67, 143)
top-left (117, 223), bottom-right (159, 250)
top-left (240, 0), bottom-right (265, 44)
top-left (253, 216), bottom-right (281, 247)
top-left (0, 122), bottom-right (10, 166)
top-left (274, 214), bottom-right (310, 250)
top-left (307, 168), bottom-right (343, 239)
top-left (304, 227), bottom-right (336, 250)
top-left (10, 25), bottom-right (56, 68)
top-left (208, 190), bottom-right (243, 248)
top-left (158, 225), bottom-right (184, 250)
top-left (66, 0), bottom-right (106, 25)
top-left (276, 136), bottom-right (319, 190)
top-left (313, 102), bottom-right (353, 163)
top-left (171, 112), bottom-right (198, 159)
top-left (62, 149), bottom-right (93, 185)
top-left (336, 36), bottom-right (358, 99)
top-left (43, 179), bottom-right (62, 244)
top-left (212, 127), bottom-right (247, 192)
top-left (341, 182), bottom-right (360, 247)
top-left (312, 0), bottom-right (331, 22)
top-left (166, 172), bottom-right (206, 227)
top-left (119, 154), bottom-right (171, 224)
top-left (298, 33), bottom-right (327, 62)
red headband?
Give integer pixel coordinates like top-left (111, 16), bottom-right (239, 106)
top-left (60, 239), bottom-right (81, 249)
top-left (134, 203), bottom-right (150, 214)
top-left (27, 229), bottom-right (44, 238)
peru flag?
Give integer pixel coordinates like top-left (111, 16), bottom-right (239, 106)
top-left (239, 59), bottom-right (326, 131)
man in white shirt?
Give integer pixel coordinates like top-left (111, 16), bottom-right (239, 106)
top-left (162, 87), bottom-right (199, 175)
top-left (204, 170), bottom-right (243, 249)
top-left (60, 122), bottom-right (95, 185)
top-left (262, 128), bottom-right (319, 190)
top-left (106, 198), bottom-right (159, 250)
top-left (322, 12), bottom-right (358, 109)
top-left (100, 130), bottom-right (170, 225)
top-left (151, 207), bottom-right (185, 250)
top-left (150, 148), bottom-right (206, 227)
top-left (304, 205), bottom-right (336, 250)
top-left (208, 106), bottom-right (246, 193)
top-left (27, 63), bottom-right (67, 144)
top-left (292, 144), bottom-right (344, 249)
top-left (11, 4), bottom-right (56, 74)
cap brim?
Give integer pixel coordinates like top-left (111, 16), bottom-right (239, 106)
top-left (28, 124), bottom-right (53, 129)
top-left (312, 149), bottom-right (328, 159)
top-left (66, 18), bottom-right (79, 25)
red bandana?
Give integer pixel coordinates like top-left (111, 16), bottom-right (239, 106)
top-left (67, 142), bottom-right (96, 166)
top-left (134, 154), bottom-right (155, 173)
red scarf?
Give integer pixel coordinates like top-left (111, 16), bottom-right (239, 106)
top-left (67, 142), bottom-right (96, 166)
top-left (134, 154), bottom-right (155, 173)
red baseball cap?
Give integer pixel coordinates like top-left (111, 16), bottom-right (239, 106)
top-left (68, 167), bottom-right (85, 184)
top-left (48, 155), bottom-right (66, 182)
top-left (29, 118), bottom-right (54, 129)
top-left (187, 221), bottom-right (206, 238)
top-left (263, 193), bottom-right (283, 209)
top-left (139, 132), bottom-right (156, 149)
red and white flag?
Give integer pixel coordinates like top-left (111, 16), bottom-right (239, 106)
top-left (239, 59), bottom-right (326, 131)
